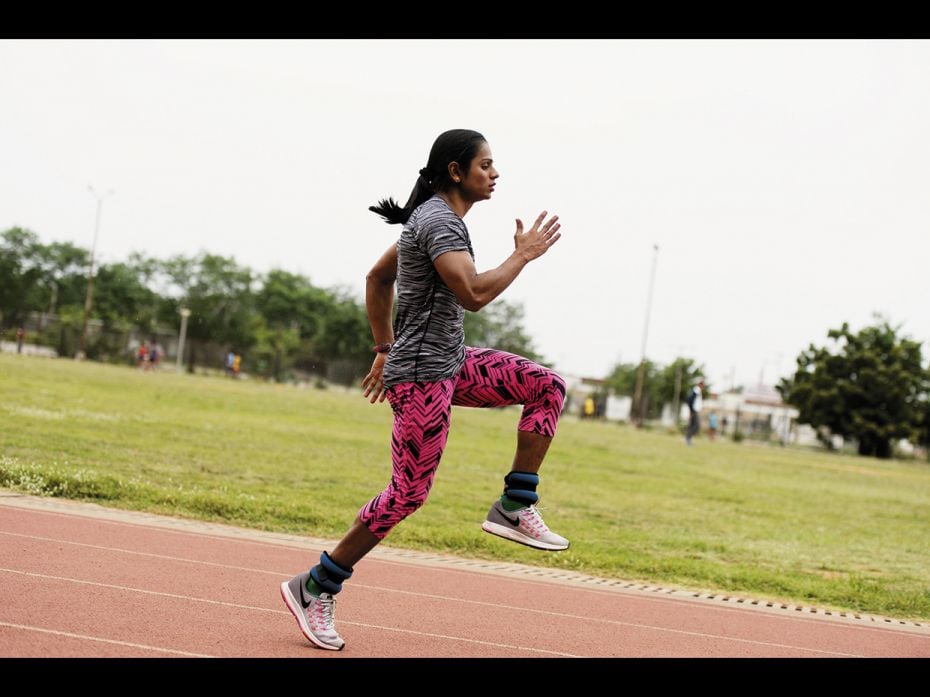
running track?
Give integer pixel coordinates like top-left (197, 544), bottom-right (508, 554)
top-left (2, 491), bottom-right (928, 659)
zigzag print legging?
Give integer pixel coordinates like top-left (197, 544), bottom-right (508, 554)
top-left (359, 347), bottom-right (567, 540)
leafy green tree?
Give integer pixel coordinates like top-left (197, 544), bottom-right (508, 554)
top-left (605, 360), bottom-right (659, 418)
top-left (0, 228), bottom-right (43, 327)
top-left (603, 357), bottom-right (707, 421)
top-left (3, 229), bottom-right (552, 385)
top-left (313, 287), bottom-right (373, 385)
top-left (31, 240), bottom-right (90, 319)
top-left (778, 318), bottom-right (925, 458)
top-left (656, 358), bottom-right (707, 421)
top-left (161, 253), bottom-right (257, 367)
top-left (250, 315), bottom-right (301, 382)
top-left (464, 300), bottom-right (544, 364)
top-left (94, 261), bottom-right (161, 332)
top-left (256, 269), bottom-right (332, 339)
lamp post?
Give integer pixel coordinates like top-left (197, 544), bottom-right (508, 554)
top-left (176, 307), bottom-right (191, 374)
top-left (76, 186), bottom-right (114, 360)
top-left (672, 360), bottom-right (683, 426)
top-left (669, 343), bottom-right (693, 427)
top-left (632, 244), bottom-right (659, 425)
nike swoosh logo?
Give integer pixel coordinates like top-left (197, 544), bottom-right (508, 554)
top-left (299, 580), bottom-right (312, 608)
top-left (500, 512), bottom-right (521, 527)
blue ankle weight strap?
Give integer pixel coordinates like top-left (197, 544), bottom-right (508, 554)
top-left (309, 551), bottom-right (353, 595)
top-left (504, 471), bottom-right (540, 505)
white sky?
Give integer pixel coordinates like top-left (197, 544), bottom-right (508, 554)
top-left (2, 39), bottom-right (929, 389)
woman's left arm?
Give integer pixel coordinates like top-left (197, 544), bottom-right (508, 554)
top-left (361, 244), bottom-right (398, 403)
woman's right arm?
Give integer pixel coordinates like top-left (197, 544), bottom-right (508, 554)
top-left (433, 211), bottom-right (560, 312)
top-left (361, 244), bottom-right (398, 403)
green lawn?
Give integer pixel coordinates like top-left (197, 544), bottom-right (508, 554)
top-left (2, 352), bottom-right (929, 620)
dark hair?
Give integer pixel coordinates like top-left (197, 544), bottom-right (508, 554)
top-left (369, 129), bottom-right (487, 225)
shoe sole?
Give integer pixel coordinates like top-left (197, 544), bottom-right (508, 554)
top-left (481, 521), bottom-right (570, 551)
top-left (279, 582), bottom-right (344, 651)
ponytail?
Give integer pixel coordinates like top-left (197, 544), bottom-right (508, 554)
top-left (368, 170), bottom-right (435, 225)
top-left (369, 129), bottom-right (486, 226)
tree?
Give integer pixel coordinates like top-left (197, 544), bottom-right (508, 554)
top-left (605, 360), bottom-right (659, 417)
top-left (656, 358), bottom-right (707, 422)
top-left (778, 318), bottom-right (925, 458)
top-left (464, 300), bottom-right (544, 364)
top-left (0, 228), bottom-right (44, 328)
top-left (94, 261), bottom-right (161, 332)
top-left (314, 287), bottom-right (373, 385)
top-left (31, 240), bottom-right (90, 321)
top-left (603, 357), bottom-right (707, 421)
top-left (250, 315), bottom-right (301, 382)
top-left (161, 253), bottom-right (257, 368)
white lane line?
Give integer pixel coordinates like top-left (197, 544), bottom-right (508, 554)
top-left (0, 529), bottom-right (877, 640)
top-left (0, 568), bottom-right (578, 658)
top-left (5, 508), bottom-right (925, 642)
top-left (3, 504), bottom-right (924, 642)
top-left (0, 531), bottom-right (865, 658)
top-left (0, 503), bottom-right (329, 550)
top-left (2, 530), bottom-right (289, 576)
top-left (0, 620), bottom-right (213, 657)
top-left (335, 622), bottom-right (581, 657)
top-left (347, 583), bottom-right (862, 657)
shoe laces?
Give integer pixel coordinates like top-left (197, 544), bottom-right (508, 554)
top-left (311, 593), bottom-right (337, 631)
top-left (519, 504), bottom-right (550, 534)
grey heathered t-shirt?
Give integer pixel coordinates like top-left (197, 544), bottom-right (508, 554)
top-left (382, 195), bottom-right (475, 387)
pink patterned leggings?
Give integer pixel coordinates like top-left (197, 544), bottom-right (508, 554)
top-left (358, 347), bottom-right (566, 540)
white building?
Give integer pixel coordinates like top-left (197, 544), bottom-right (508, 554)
top-left (694, 385), bottom-right (813, 445)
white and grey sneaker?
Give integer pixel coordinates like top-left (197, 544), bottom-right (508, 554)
top-left (280, 571), bottom-right (345, 651)
top-left (482, 499), bottom-right (570, 551)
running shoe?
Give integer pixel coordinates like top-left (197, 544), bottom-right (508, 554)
top-left (280, 571), bottom-right (345, 651)
top-left (482, 499), bottom-right (570, 551)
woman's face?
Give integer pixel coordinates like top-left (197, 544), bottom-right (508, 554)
top-left (458, 141), bottom-right (499, 202)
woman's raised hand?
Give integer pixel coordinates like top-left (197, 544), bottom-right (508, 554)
top-left (514, 211), bottom-right (561, 262)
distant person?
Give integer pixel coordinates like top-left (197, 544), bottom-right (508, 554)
top-left (708, 411), bottom-right (718, 441)
top-left (232, 353), bottom-right (241, 378)
top-left (137, 342), bottom-right (148, 369)
top-left (685, 378), bottom-right (704, 445)
top-left (583, 396), bottom-right (595, 419)
top-left (279, 128), bottom-right (567, 651)
top-left (226, 350), bottom-right (235, 377)
top-left (16, 326), bottom-right (25, 354)
top-left (146, 342), bottom-right (158, 371)
top-left (150, 342), bottom-right (162, 369)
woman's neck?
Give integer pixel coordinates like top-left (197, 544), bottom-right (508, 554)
top-left (437, 190), bottom-right (473, 219)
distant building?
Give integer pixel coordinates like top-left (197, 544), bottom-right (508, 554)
top-left (675, 385), bottom-right (813, 445)
top-left (561, 374), bottom-right (632, 422)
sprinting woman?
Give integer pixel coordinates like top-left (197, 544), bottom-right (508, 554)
top-left (281, 129), bottom-right (567, 651)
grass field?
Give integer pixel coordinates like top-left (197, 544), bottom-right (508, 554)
top-left (2, 352), bottom-right (929, 620)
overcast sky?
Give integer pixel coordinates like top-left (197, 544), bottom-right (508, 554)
top-left (2, 39), bottom-right (928, 389)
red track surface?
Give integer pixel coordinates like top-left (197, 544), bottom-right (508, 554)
top-left (2, 491), bottom-right (928, 659)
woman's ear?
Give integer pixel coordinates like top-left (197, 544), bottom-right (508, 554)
top-left (448, 162), bottom-right (462, 184)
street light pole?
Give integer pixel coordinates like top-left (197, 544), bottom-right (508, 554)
top-left (672, 360), bottom-right (683, 426)
top-left (669, 342), bottom-right (693, 428)
top-left (632, 244), bottom-right (659, 425)
top-left (76, 186), bottom-right (114, 360)
top-left (176, 307), bottom-right (191, 374)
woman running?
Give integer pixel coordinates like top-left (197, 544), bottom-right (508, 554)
top-left (281, 129), bottom-right (568, 651)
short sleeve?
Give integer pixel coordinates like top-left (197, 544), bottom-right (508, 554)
top-left (422, 212), bottom-right (473, 263)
